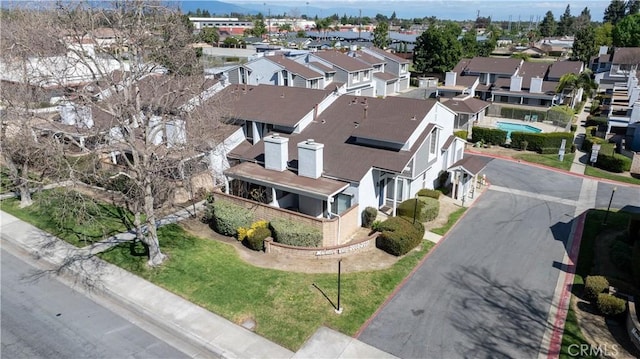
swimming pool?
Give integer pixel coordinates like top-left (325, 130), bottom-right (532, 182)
top-left (496, 122), bottom-right (542, 139)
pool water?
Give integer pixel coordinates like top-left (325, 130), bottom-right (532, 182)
top-left (496, 122), bottom-right (542, 139)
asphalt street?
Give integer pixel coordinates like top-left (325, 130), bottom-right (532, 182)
top-left (359, 159), bottom-right (640, 358)
top-left (1, 248), bottom-right (188, 359)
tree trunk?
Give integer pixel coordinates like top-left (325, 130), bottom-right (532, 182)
top-left (141, 181), bottom-right (166, 266)
top-left (18, 163), bottom-right (32, 208)
top-left (133, 211), bottom-right (143, 241)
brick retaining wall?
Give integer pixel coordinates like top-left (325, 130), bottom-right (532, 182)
top-left (263, 232), bottom-right (378, 259)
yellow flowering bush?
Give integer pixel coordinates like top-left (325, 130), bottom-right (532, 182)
top-left (237, 220), bottom-right (269, 241)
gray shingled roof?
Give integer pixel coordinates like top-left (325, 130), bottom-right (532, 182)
top-left (266, 55), bottom-right (323, 80)
top-left (365, 47), bottom-right (410, 64)
top-left (219, 84), bottom-right (332, 127)
top-left (231, 95), bottom-right (440, 182)
top-left (612, 47), bottom-right (640, 65)
top-left (547, 61), bottom-right (583, 79)
top-left (464, 57), bottom-right (522, 75)
top-left (442, 97), bottom-right (490, 114)
top-left (312, 51), bottom-right (373, 72)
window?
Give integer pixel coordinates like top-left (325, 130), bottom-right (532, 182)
top-left (363, 70), bottom-right (370, 81)
top-left (331, 193), bottom-right (352, 214)
top-left (429, 130), bottom-right (438, 154)
top-left (351, 72), bottom-right (358, 83)
top-left (401, 64), bottom-right (408, 73)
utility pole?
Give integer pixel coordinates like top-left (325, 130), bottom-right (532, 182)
top-left (358, 9), bottom-right (362, 40)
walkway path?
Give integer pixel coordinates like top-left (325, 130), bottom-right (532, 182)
top-left (569, 99), bottom-right (592, 175)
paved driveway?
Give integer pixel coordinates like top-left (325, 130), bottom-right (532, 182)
top-left (358, 159), bottom-right (639, 358)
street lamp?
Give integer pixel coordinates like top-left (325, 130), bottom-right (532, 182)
top-left (603, 186), bottom-right (617, 225)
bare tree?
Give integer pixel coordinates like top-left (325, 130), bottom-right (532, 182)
top-left (44, 1), bottom-right (229, 266)
top-left (0, 5), bottom-right (67, 207)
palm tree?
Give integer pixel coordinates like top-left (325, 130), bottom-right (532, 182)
top-left (556, 70), bottom-right (597, 108)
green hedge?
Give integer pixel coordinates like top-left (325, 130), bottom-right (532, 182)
top-left (454, 130), bottom-right (468, 140)
top-left (471, 127), bottom-right (507, 145)
top-left (397, 197), bottom-right (439, 222)
top-left (270, 219), bottom-right (322, 247)
top-left (207, 200), bottom-right (254, 237)
top-left (629, 215), bottom-right (640, 242)
top-left (585, 116), bottom-right (608, 127)
top-left (417, 188), bottom-right (441, 199)
top-left (584, 275), bottom-right (609, 303)
top-left (245, 226), bottom-right (270, 251)
top-left (376, 216), bottom-right (425, 256)
top-left (509, 132), bottom-right (574, 153)
top-left (596, 153), bottom-right (631, 173)
top-left (362, 207), bottom-right (378, 228)
top-left (499, 106), bottom-right (547, 121)
top-left (597, 293), bottom-right (626, 316)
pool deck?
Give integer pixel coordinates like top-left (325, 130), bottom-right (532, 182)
top-left (476, 116), bottom-right (568, 134)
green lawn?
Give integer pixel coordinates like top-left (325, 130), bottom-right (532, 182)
top-left (431, 207), bottom-right (467, 236)
top-left (584, 166), bottom-right (640, 185)
top-left (559, 280), bottom-right (597, 359)
top-left (99, 224), bottom-right (434, 350)
top-left (0, 190), bottom-right (136, 247)
top-left (513, 152), bottom-right (575, 171)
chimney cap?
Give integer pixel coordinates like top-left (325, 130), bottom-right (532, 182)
top-left (272, 133), bottom-right (280, 138)
top-left (306, 139), bottom-right (315, 144)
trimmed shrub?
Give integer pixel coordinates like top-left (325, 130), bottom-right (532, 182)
top-left (590, 99), bottom-right (600, 115)
top-left (417, 188), bottom-right (441, 199)
top-left (246, 226), bottom-right (271, 251)
top-left (376, 216), bottom-right (425, 256)
top-left (362, 207), bottom-right (378, 228)
top-left (539, 147), bottom-right (559, 154)
top-left (596, 293), bottom-right (626, 317)
top-left (270, 219), bottom-right (322, 247)
top-left (570, 124), bottom-right (577, 132)
top-left (237, 220), bottom-right (269, 241)
top-left (454, 130), bottom-right (468, 140)
top-left (397, 197), bottom-right (439, 223)
top-left (596, 153), bottom-right (631, 173)
top-left (471, 127), bottom-right (507, 145)
top-left (509, 132), bottom-right (574, 153)
top-left (585, 116), bottom-right (608, 127)
top-left (208, 200), bottom-right (254, 237)
top-left (584, 275), bottom-right (609, 302)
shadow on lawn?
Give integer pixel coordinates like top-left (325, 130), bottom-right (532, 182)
top-left (445, 265), bottom-right (559, 358)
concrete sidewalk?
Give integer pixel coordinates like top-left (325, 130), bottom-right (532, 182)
top-left (569, 98), bottom-right (592, 175)
top-left (0, 210), bottom-right (394, 359)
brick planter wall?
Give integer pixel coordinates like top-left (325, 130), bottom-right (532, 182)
top-left (264, 232), bottom-right (378, 259)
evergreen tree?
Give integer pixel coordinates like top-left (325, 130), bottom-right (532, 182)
top-left (372, 21), bottom-right (390, 49)
top-left (556, 5), bottom-right (574, 36)
top-left (573, 7), bottom-right (592, 32)
top-left (604, 0), bottom-right (627, 24)
top-left (460, 30), bottom-right (477, 58)
top-left (539, 11), bottom-right (557, 37)
top-left (572, 25), bottom-right (597, 64)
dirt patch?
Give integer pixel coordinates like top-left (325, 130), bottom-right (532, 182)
top-left (424, 196), bottom-right (463, 231)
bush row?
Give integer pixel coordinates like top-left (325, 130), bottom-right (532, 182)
top-left (397, 197), bottom-right (439, 223)
top-left (205, 199), bottom-right (323, 249)
top-left (206, 200), bottom-right (254, 237)
top-left (270, 218), bottom-right (322, 247)
top-left (581, 126), bottom-right (631, 172)
top-left (585, 116), bottom-right (608, 127)
top-left (471, 127), bottom-right (507, 145)
top-left (510, 132), bottom-right (574, 153)
top-left (376, 216), bottom-right (425, 256)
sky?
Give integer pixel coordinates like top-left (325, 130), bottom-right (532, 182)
top-left (181, 0), bottom-right (611, 21)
